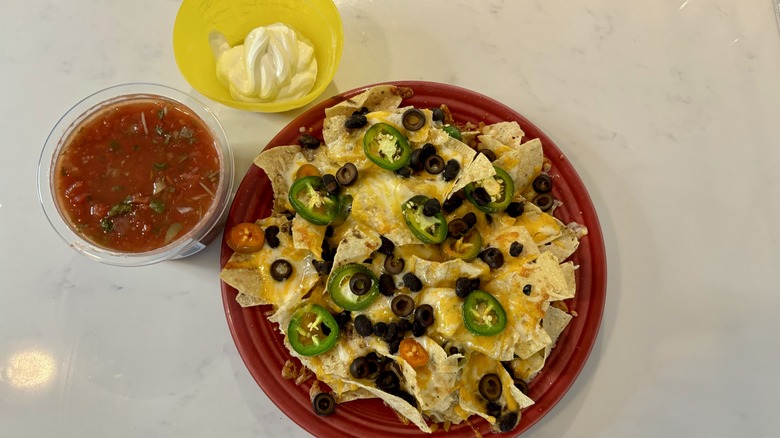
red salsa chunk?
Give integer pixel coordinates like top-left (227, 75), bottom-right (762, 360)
top-left (54, 97), bottom-right (221, 252)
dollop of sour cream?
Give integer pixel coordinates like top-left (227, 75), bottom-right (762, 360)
top-left (209, 23), bottom-right (318, 103)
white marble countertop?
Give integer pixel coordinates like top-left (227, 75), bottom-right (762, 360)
top-left (2, 0), bottom-right (780, 436)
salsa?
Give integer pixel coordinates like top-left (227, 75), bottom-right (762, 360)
top-left (54, 97), bottom-right (221, 252)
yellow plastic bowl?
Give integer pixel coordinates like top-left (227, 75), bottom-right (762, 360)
top-left (173, 0), bottom-right (343, 112)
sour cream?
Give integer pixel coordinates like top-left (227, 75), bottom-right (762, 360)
top-left (210, 23), bottom-right (318, 102)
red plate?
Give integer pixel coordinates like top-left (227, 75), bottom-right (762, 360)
top-left (220, 81), bottom-right (606, 437)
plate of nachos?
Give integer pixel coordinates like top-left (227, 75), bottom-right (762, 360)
top-left (219, 81), bottom-right (606, 436)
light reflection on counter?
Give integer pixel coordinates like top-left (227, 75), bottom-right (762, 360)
top-left (3, 349), bottom-right (57, 390)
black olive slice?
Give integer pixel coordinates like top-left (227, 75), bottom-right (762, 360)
top-left (270, 259), bottom-right (293, 281)
top-left (397, 318), bottom-right (412, 333)
top-left (297, 133), bottom-right (321, 149)
top-left (373, 322), bottom-right (388, 337)
top-left (383, 322), bottom-right (399, 343)
top-left (349, 272), bottom-right (372, 296)
top-left (377, 236), bottom-right (395, 255)
top-left (402, 108), bottom-right (426, 131)
top-left (424, 154), bottom-right (445, 174)
top-left (513, 378), bottom-right (529, 395)
top-left (420, 143), bottom-right (436, 161)
top-left (479, 374), bottom-right (503, 401)
top-left (265, 225), bottom-right (281, 248)
top-left (505, 201), bottom-right (524, 218)
top-left (479, 248), bottom-right (504, 269)
top-left (447, 219), bottom-right (469, 239)
top-left (384, 255), bottom-right (405, 275)
top-left (335, 310), bottom-right (351, 329)
top-left (391, 294), bottom-right (415, 317)
top-left (350, 356), bottom-right (370, 379)
top-left (375, 371), bottom-right (400, 393)
top-left (312, 392), bottom-right (336, 416)
top-left (387, 338), bottom-right (401, 355)
top-left (412, 320), bottom-right (426, 337)
top-left (395, 166), bottom-right (413, 178)
top-left (312, 259), bottom-right (333, 275)
top-left (455, 277), bottom-right (475, 298)
top-left (472, 187), bottom-right (491, 206)
top-left (498, 411), bottom-right (519, 432)
top-left (486, 401), bottom-right (502, 418)
top-left (402, 273), bottom-right (423, 292)
top-left (336, 162), bottom-right (358, 186)
top-left (364, 352), bottom-right (381, 379)
top-left (344, 113), bottom-right (368, 129)
top-left (442, 159), bottom-right (460, 181)
top-left (409, 148), bottom-right (424, 171)
top-left (422, 198), bottom-right (441, 217)
top-left (509, 242), bottom-right (524, 257)
top-left (354, 314), bottom-right (373, 336)
top-left (378, 273), bottom-right (396, 296)
top-left (394, 389), bottom-right (418, 407)
top-left (522, 284), bottom-right (532, 296)
top-left (431, 107), bottom-right (445, 122)
top-left (462, 212), bottom-right (477, 229)
top-left (479, 149), bottom-right (497, 162)
top-left (532, 174), bottom-right (552, 194)
top-left (414, 304), bottom-right (434, 327)
top-left (533, 193), bottom-right (554, 212)
top-left (442, 193), bottom-right (464, 213)
top-left (321, 174), bottom-right (340, 195)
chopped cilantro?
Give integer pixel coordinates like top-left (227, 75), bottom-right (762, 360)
top-left (153, 162), bottom-right (168, 171)
top-left (149, 198), bottom-right (165, 214)
top-left (100, 217), bottom-right (114, 232)
top-left (108, 202), bottom-right (132, 217)
top-left (109, 140), bottom-right (120, 152)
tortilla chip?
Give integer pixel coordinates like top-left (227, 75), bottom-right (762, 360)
top-left (411, 256), bottom-right (490, 289)
top-left (481, 121), bottom-right (525, 149)
top-left (543, 306), bottom-right (573, 357)
top-left (493, 138), bottom-right (543, 196)
top-left (540, 224), bottom-right (580, 262)
top-left (324, 85), bottom-right (404, 118)
top-left (477, 135), bottom-right (514, 158)
top-left (292, 215), bottom-right (326, 259)
top-left (511, 201), bottom-right (564, 246)
top-left (331, 225), bottom-right (382, 269)
top-left (253, 145), bottom-right (302, 213)
top-left (447, 153), bottom-right (495, 200)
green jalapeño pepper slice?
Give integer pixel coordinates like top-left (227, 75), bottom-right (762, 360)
top-left (443, 124), bottom-right (462, 141)
top-left (463, 290), bottom-right (507, 336)
top-left (442, 228), bottom-right (483, 261)
top-left (289, 176), bottom-right (342, 225)
top-left (464, 166), bottom-right (515, 213)
top-left (363, 123), bottom-right (411, 170)
top-left (288, 304), bottom-right (339, 356)
top-left (327, 263), bottom-right (380, 311)
top-left (402, 195), bottom-right (448, 244)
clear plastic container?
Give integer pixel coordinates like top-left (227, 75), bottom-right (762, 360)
top-left (38, 83), bottom-right (234, 266)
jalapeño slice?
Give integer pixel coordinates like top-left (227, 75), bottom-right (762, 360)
top-left (288, 176), bottom-right (342, 225)
top-left (363, 123), bottom-right (412, 170)
top-left (327, 263), bottom-right (380, 311)
top-left (288, 304), bottom-right (339, 356)
top-left (442, 228), bottom-right (483, 261)
top-left (402, 195), bottom-right (448, 244)
top-left (463, 290), bottom-right (507, 336)
top-left (464, 166), bottom-right (515, 213)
